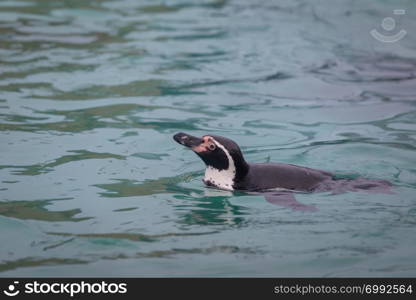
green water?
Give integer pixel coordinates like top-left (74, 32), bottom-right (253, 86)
top-left (1, 0), bottom-right (416, 276)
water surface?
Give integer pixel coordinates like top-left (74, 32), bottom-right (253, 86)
top-left (1, 0), bottom-right (416, 276)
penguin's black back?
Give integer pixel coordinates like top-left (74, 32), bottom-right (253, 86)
top-left (234, 163), bottom-right (333, 192)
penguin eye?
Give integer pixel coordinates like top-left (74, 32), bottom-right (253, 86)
top-left (208, 143), bottom-right (216, 151)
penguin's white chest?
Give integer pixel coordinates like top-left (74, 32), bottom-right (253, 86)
top-left (204, 166), bottom-right (235, 191)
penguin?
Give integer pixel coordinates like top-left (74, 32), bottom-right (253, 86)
top-left (173, 132), bottom-right (392, 211)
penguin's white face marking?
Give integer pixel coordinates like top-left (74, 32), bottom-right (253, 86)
top-left (202, 137), bottom-right (236, 191)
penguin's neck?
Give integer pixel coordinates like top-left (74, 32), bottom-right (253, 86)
top-left (204, 165), bottom-right (236, 191)
top-left (201, 142), bottom-right (250, 191)
top-left (202, 154), bottom-right (249, 191)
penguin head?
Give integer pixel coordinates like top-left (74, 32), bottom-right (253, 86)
top-left (173, 132), bottom-right (249, 187)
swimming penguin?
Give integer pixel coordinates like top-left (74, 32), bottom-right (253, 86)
top-left (173, 132), bottom-right (392, 211)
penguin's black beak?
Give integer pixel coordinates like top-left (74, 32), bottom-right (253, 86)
top-left (173, 132), bottom-right (203, 148)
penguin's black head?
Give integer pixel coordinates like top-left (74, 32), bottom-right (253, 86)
top-left (173, 132), bottom-right (249, 182)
